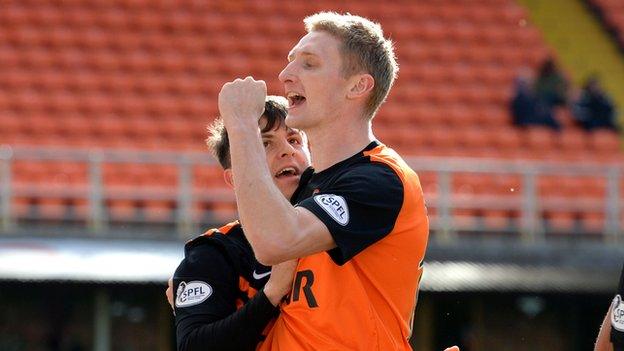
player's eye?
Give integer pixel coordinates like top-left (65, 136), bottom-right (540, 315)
top-left (263, 140), bottom-right (270, 148)
top-left (289, 137), bottom-right (301, 145)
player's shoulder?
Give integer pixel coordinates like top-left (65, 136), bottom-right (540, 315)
top-left (184, 220), bottom-right (251, 259)
top-left (186, 220), bottom-right (242, 246)
top-left (338, 160), bottom-right (402, 191)
top-left (201, 220), bottom-right (243, 238)
top-left (337, 143), bottom-right (405, 186)
top-left (180, 221), bottom-right (254, 276)
top-left (363, 143), bottom-right (417, 178)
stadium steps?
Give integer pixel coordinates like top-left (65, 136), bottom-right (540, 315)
top-left (517, 0), bottom-right (624, 132)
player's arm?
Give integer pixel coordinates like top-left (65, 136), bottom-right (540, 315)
top-left (595, 308), bottom-right (614, 351)
top-left (178, 291), bottom-right (278, 351)
top-left (218, 79), bottom-right (404, 265)
top-left (216, 78), bottom-right (333, 265)
top-left (222, 127), bottom-right (333, 264)
top-left (173, 243), bottom-right (278, 351)
top-left (228, 122), bottom-right (402, 265)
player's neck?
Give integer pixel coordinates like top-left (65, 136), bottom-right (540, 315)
top-left (307, 118), bottom-right (374, 172)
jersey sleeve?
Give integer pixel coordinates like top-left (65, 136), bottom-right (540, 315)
top-left (173, 241), bottom-right (278, 351)
top-left (297, 162), bottom-right (404, 265)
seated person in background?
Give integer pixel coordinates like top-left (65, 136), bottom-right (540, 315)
top-left (573, 76), bottom-right (619, 132)
top-left (535, 56), bottom-right (569, 109)
top-left (511, 72), bottom-right (561, 131)
top-left (166, 96), bottom-right (310, 351)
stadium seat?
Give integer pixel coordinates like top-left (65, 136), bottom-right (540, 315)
top-left (482, 210), bottom-right (514, 230)
top-left (524, 127), bottom-right (559, 151)
top-left (142, 200), bottom-right (176, 222)
top-left (544, 210), bottom-right (577, 233)
top-left (107, 199), bottom-right (139, 222)
top-left (588, 130), bottom-right (622, 153)
top-left (582, 212), bottom-right (606, 234)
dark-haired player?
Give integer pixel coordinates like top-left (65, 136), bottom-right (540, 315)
top-left (167, 96), bottom-right (310, 350)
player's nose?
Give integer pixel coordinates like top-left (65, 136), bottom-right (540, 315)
top-left (279, 62), bottom-right (297, 84)
top-left (279, 141), bottom-right (296, 158)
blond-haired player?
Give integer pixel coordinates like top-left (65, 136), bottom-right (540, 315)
top-left (219, 12), bottom-right (430, 350)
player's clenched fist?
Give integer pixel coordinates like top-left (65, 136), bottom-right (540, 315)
top-left (218, 77), bottom-right (267, 128)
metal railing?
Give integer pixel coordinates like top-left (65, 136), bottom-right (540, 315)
top-left (0, 145), bottom-right (622, 242)
top-left (411, 157), bottom-right (622, 243)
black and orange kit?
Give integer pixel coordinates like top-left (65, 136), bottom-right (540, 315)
top-left (172, 222), bottom-right (276, 351)
top-left (259, 141), bottom-right (430, 351)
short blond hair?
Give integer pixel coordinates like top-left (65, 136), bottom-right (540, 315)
top-left (304, 12), bottom-right (399, 119)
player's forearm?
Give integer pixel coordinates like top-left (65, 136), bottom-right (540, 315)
top-left (227, 125), bottom-right (302, 264)
top-left (177, 290), bottom-right (278, 351)
top-left (595, 309), bottom-right (614, 351)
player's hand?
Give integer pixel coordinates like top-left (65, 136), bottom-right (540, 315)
top-left (218, 76), bottom-right (266, 129)
top-left (443, 346), bottom-right (460, 351)
top-left (165, 277), bottom-right (174, 311)
top-left (264, 259), bottom-right (298, 306)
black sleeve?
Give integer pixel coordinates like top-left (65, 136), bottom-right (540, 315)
top-left (178, 291), bottom-right (278, 351)
top-left (174, 242), bottom-right (279, 351)
top-left (611, 263), bottom-right (624, 349)
top-left (297, 162), bottom-right (403, 265)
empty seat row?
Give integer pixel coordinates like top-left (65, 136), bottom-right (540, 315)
top-left (1, 0), bottom-right (622, 232)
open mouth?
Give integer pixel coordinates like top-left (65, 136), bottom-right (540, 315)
top-left (274, 167), bottom-right (299, 179)
top-left (287, 92), bottom-right (306, 108)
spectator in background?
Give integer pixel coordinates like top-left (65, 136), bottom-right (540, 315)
top-left (573, 75), bottom-right (619, 132)
top-left (511, 71), bottom-right (561, 130)
top-left (535, 57), bottom-right (569, 109)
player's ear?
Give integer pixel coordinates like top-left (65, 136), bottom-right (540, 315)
top-left (346, 73), bottom-right (374, 100)
top-left (223, 169), bottom-right (234, 189)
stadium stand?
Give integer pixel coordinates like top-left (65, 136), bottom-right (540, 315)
top-left (0, 0), bottom-right (622, 237)
top-left (2, 3), bottom-right (624, 350)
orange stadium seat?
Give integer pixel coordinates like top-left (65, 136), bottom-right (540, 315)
top-left (489, 128), bottom-right (524, 152)
top-left (194, 166), bottom-right (226, 189)
top-left (143, 200), bottom-right (176, 222)
top-left (582, 212), bottom-right (606, 234)
top-left (416, 171), bottom-right (438, 194)
top-left (455, 127), bottom-right (489, 149)
top-left (545, 210), bottom-right (577, 233)
top-left (452, 208), bottom-right (479, 229)
top-left (556, 129), bottom-right (589, 151)
top-left (453, 173), bottom-right (490, 195)
top-left (34, 198), bottom-right (69, 220)
top-left (442, 104), bottom-right (480, 128)
top-left (589, 130), bottom-right (622, 153)
top-left (482, 210), bottom-right (514, 231)
top-left (107, 199), bottom-right (138, 222)
top-left (524, 127), bottom-right (559, 151)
